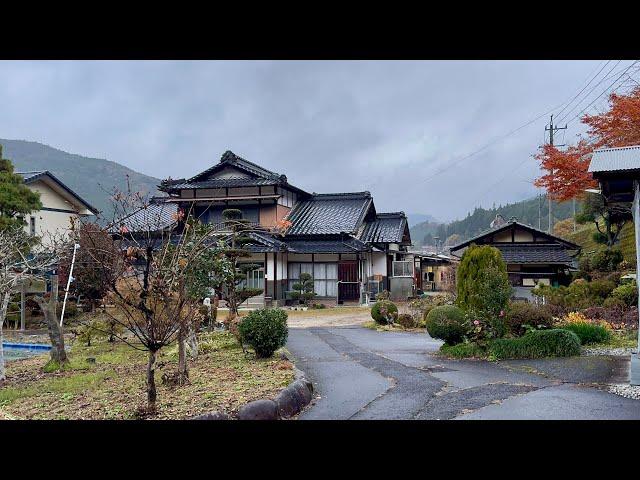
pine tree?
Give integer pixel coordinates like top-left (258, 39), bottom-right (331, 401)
top-left (0, 145), bottom-right (42, 230)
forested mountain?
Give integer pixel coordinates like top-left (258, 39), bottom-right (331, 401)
top-left (0, 139), bottom-right (161, 218)
top-left (406, 213), bottom-right (440, 227)
top-left (411, 196), bottom-right (581, 248)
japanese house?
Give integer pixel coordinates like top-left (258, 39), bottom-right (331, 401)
top-left (152, 150), bottom-right (414, 306)
top-left (449, 217), bottom-right (581, 300)
top-left (17, 170), bottom-right (98, 237)
top-left (411, 252), bottom-right (456, 293)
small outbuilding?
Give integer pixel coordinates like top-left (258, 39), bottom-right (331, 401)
top-left (588, 145), bottom-right (640, 384)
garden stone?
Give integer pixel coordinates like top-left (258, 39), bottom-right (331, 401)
top-left (292, 379), bottom-right (313, 404)
top-left (86, 357), bottom-right (96, 364)
top-left (193, 411), bottom-right (231, 420)
top-left (275, 387), bottom-right (301, 418)
top-left (237, 399), bottom-right (279, 420)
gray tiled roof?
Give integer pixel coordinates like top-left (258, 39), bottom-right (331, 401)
top-left (111, 201), bottom-right (178, 234)
top-left (589, 145), bottom-right (640, 173)
top-left (358, 212), bottom-right (407, 243)
top-left (161, 150), bottom-right (309, 195)
top-left (244, 232), bottom-right (289, 253)
top-left (284, 237), bottom-right (370, 254)
top-left (169, 177), bottom-right (280, 189)
top-left (495, 244), bottom-right (575, 265)
top-left (285, 192), bottom-right (373, 235)
top-left (17, 170), bottom-right (99, 214)
top-left (190, 150), bottom-right (284, 182)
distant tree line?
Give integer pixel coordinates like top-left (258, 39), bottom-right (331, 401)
top-left (412, 196), bottom-right (580, 248)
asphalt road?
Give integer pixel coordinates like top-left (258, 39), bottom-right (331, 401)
top-left (286, 326), bottom-right (640, 420)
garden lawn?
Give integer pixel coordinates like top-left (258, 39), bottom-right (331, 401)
top-left (0, 331), bottom-right (294, 420)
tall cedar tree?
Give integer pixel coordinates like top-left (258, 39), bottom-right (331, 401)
top-left (0, 145), bottom-right (42, 230)
top-left (456, 244), bottom-right (510, 315)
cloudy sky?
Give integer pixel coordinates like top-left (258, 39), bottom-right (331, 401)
top-left (0, 60), bottom-right (625, 222)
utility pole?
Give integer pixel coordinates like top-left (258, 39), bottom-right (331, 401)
top-left (538, 193), bottom-right (542, 230)
top-left (544, 115), bottom-right (567, 233)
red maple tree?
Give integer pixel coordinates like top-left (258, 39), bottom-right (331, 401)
top-left (534, 86), bottom-right (640, 200)
top-left (534, 139), bottom-right (597, 201)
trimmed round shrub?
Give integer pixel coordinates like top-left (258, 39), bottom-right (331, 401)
top-left (397, 313), bottom-right (418, 329)
top-left (371, 300), bottom-right (398, 325)
top-left (505, 302), bottom-right (554, 337)
top-left (425, 305), bottom-right (466, 345)
top-left (490, 329), bottom-right (581, 359)
top-left (562, 322), bottom-right (611, 345)
top-left (237, 308), bottom-right (288, 358)
top-left (588, 279), bottom-right (617, 302)
top-left (611, 281), bottom-right (638, 307)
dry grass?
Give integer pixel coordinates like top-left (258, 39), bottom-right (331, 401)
top-left (0, 330), bottom-right (294, 420)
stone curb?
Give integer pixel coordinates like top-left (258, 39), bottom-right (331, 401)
top-left (192, 355), bottom-right (314, 421)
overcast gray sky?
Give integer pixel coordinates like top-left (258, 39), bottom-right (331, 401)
top-left (0, 60), bottom-right (621, 222)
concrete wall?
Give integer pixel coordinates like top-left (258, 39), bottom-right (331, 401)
top-left (389, 277), bottom-right (413, 301)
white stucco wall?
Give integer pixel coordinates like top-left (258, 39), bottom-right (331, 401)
top-left (370, 252), bottom-right (387, 276)
top-left (24, 179), bottom-right (87, 238)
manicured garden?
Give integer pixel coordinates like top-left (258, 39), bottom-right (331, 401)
top-left (368, 244), bottom-right (638, 361)
top-left (0, 309), bottom-right (294, 420)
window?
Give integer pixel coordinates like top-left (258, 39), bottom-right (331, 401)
top-left (29, 216), bottom-right (36, 236)
top-left (288, 262), bottom-right (338, 297)
top-left (392, 260), bottom-right (413, 277)
top-left (238, 263), bottom-right (264, 291)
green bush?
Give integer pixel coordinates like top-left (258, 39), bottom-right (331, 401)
top-left (588, 279), bottom-right (617, 303)
top-left (611, 281), bottom-right (638, 307)
top-left (562, 322), bottom-right (611, 345)
top-left (397, 313), bottom-right (418, 329)
top-left (425, 305), bottom-right (466, 345)
top-left (490, 329), bottom-right (581, 359)
top-left (237, 308), bottom-right (288, 358)
top-left (439, 342), bottom-right (486, 359)
top-left (505, 302), bottom-right (554, 336)
top-left (57, 302), bottom-right (79, 319)
top-left (370, 300), bottom-right (398, 325)
top-left (591, 249), bottom-right (624, 272)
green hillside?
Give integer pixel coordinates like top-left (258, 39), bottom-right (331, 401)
top-left (566, 222), bottom-right (636, 266)
top-left (0, 138), bottom-right (161, 217)
top-left (411, 196), bottom-right (580, 247)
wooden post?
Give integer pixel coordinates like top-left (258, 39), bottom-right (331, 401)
top-left (274, 252), bottom-right (278, 304)
top-left (264, 252), bottom-right (268, 306)
top-left (20, 281), bottom-right (25, 331)
top-left (631, 181), bottom-right (640, 385)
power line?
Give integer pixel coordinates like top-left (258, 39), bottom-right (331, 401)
top-left (554, 60), bottom-right (610, 119)
top-left (418, 61), bottom-right (615, 185)
top-left (418, 104), bottom-right (564, 184)
top-left (555, 60), bottom-right (622, 125)
top-left (565, 60), bottom-right (639, 127)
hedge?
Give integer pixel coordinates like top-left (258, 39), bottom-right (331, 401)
top-left (490, 329), bottom-right (581, 359)
top-left (562, 322), bottom-right (611, 345)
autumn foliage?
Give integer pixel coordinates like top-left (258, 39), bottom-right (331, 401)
top-left (534, 86), bottom-right (640, 201)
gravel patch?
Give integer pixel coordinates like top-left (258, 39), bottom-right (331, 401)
top-left (609, 383), bottom-right (640, 400)
top-left (582, 347), bottom-right (635, 357)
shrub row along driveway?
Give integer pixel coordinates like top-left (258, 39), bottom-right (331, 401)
top-left (286, 325), bottom-right (640, 420)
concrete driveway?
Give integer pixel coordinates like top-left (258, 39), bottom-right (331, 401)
top-left (286, 325), bottom-right (640, 420)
